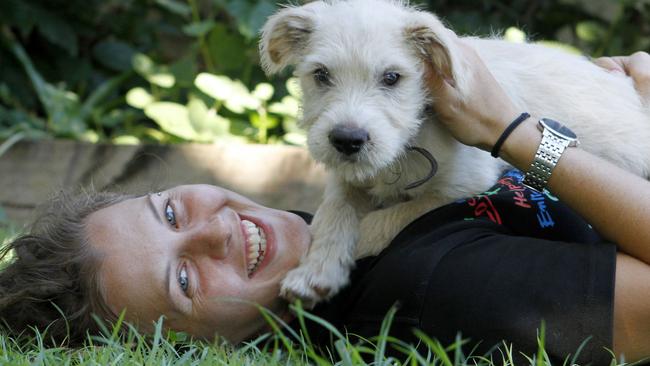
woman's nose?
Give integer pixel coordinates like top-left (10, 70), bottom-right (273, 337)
top-left (183, 215), bottom-right (232, 259)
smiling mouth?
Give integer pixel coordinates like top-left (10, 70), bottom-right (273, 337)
top-left (242, 219), bottom-right (267, 277)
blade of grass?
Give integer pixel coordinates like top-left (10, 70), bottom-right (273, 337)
top-left (0, 132), bottom-right (24, 158)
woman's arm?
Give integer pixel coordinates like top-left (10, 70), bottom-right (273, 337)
top-left (428, 46), bottom-right (650, 264)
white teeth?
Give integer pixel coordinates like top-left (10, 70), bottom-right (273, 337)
top-left (249, 233), bottom-right (261, 245)
top-left (242, 219), bottom-right (267, 277)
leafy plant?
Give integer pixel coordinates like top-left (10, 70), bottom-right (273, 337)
top-left (421, 0), bottom-right (650, 57)
top-left (0, 0), bottom-right (648, 146)
top-left (1, 27), bottom-right (130, 142)
top-left (0, 0), bottom-right (303, 145)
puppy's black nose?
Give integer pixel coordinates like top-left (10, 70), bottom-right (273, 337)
top-left (328, 125), bottom-right (370, 155)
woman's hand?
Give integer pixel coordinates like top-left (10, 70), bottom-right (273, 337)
top-left (428, 44), bottom-right (650, 151)
top-left (425, 40), bottom-right (520, 151)
top-left (593, 51), bottom-right (650, 104)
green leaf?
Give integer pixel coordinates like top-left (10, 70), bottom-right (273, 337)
top-left (246, 0), bottom-right (277, 39)
top-left (560, 0), bottom-right (620, 22)
top-left (187, 98), bottom-right (230, 140)
top-left (282, 115), bottom-right (304, 134)
top-left (79, 72), bottom-right (131, 121)
top-left (269, 96), bottom-right (299, 117)
top-left (36, 11), bottom-right (78, 56)
top-left (228, 118), bottom-right (253, 137)
top-left (223, 81), bottom-right (260, 113)
top-left (283, 132), bottom-right (307, 146)
top-left (98, 109), bottom-right (139, 129)
top-left (252, 83), bottom-right (274, 101)
top-left (504, 27), bottom-right (526, 43)
top-left (196, 73), bottom-right (259, 112)
top-left (183, 20), bottom-right (216, 37)
top-left (535, 41), bottom-right (582, 55)
top-left (0, 106), bottom-right (46, 134)
top-left (1, 0), bottom-right (38, 36)
top-left (132, 53), bottom-right (175, 88)
top-left (144, 102), bottom-right (197, 140)
top-left (132, 53), bottom-right (155, 76)
top-left (0, 132), bottom-right (25, 159)
top-left (155, 0), bottom-right (191, 18)
top-left (213, 0), bottom-right (251, 29)
top-left (126, 87), bottom-right (155, 109)
top-left (215, 0), bottom-right (277, 40)
top-left (206, 23), bottom-right (248, 73)
top-left (93, 40), bottom-right (136, 72)
top-left (576, 21), bottom-right (606, 43)
top-left (169, 54), bottom-right (198, 87)
top-left (195, 73), bottom-right (235, 101)
top-left (149, 73), bottom-right (175, 88)
top-left (634, 36), bottom-right (650, 52)
top-left (46, 87), bottom-right (86, 136)
top-left (251, 113), bottom-right (279, 129)
top-left (115, 126), bottom-right (170, 143)
top-left (0, 83), bottom-right (12, 106)
top-left (5, 33), bottom-right (84, 136)
top-left (112, 135), bottom-right (141, 145)
top-left (55, 54), bottom-right (91, 88)
top-left (80, 130), bottom-right (100, 143)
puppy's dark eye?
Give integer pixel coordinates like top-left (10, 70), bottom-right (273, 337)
top-left (313, 67), bottom-right (332, 86)
top-left (382, 72), bottom-right (400, 86)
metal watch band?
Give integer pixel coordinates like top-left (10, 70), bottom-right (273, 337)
top-left (522, 129), bottom-right (571, 192)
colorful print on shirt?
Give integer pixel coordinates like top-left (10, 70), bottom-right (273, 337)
top-left (453, 170), bottom-right (601, 243)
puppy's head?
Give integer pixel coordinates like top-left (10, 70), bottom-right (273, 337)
top-left (261, 0), bottom-right (464, 182)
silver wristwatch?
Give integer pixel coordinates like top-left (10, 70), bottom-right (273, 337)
top-left (522, 118), bottom-right (579, 192)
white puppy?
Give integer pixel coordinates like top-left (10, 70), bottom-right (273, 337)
top-left (260, 0), bottom-right (650, 304)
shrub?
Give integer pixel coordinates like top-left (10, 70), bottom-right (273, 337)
top-left (0, 0), bottom-right (648, 145)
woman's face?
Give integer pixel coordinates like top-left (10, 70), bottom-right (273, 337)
top-left (86, 184), bottom-right (311, 343)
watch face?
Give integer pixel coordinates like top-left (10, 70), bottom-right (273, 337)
top-left (539, 118), bottom-right (578, 140)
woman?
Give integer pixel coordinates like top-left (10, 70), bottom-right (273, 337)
top-left (1, 49), bottom-right (649, 363)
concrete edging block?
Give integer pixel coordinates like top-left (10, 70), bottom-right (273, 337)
top-left (0, 140), bottom-right (326, 224)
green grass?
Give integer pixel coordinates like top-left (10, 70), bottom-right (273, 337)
top-left (0, 222), bottom-right (629, 366)
top-left (0, 303), bottom-right (627, 366)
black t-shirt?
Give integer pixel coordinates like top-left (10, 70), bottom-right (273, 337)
top-left (290, 170), bottom-right (616, 364)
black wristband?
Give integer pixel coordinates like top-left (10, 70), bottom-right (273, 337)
top-left (490, 112), bottom-right (531, 158)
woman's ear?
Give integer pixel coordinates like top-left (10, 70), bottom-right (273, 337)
top-left (259, 4), bottom-right (320, 75)
top-left (404, 11), bottom-right (467, 93)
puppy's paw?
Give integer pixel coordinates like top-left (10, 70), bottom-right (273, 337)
top-left (280, 260), bottom-right (350, 309)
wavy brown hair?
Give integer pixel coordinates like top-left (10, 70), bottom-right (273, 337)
top-left (0, 188), bottom-right (134, 345)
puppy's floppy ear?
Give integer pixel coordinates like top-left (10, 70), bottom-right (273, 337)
top-left (259, 3), bottom-right (320, 75)
top-left (404, 12), bottom-right (466, 92)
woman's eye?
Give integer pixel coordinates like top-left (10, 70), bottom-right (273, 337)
top-left (382, 71), bottom-right (400, 86)
top-left (313, 67), bottom-right (332, 86)
top-left (165, 202), bottom-right (177, 227)
top-left (178, 265), bottom-right (189, 294)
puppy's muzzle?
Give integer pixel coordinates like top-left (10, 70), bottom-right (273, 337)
top-left (328, 125), bottom-right (370, 156)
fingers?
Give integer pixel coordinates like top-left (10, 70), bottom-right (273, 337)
top-left (424, 40), bottom-right (479, 96)
top-left (424, 59), bottom-right (458, 102)
top-left (594, 52), bottom-right (650, 103)
top-left (627, 52), bottom-right (650, 100)
top-left (592, 56), bottom-right (626, 75)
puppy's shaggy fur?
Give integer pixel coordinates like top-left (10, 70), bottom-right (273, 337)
top-left (260, 0), bottom-right (650, 303)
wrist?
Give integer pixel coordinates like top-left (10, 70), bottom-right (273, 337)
top-left (482, 107), bottom-right (522, 150)
top-left (498, 115), bottom-right (541, 170)
top-left (490, 112), bottom-right (531, 158)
